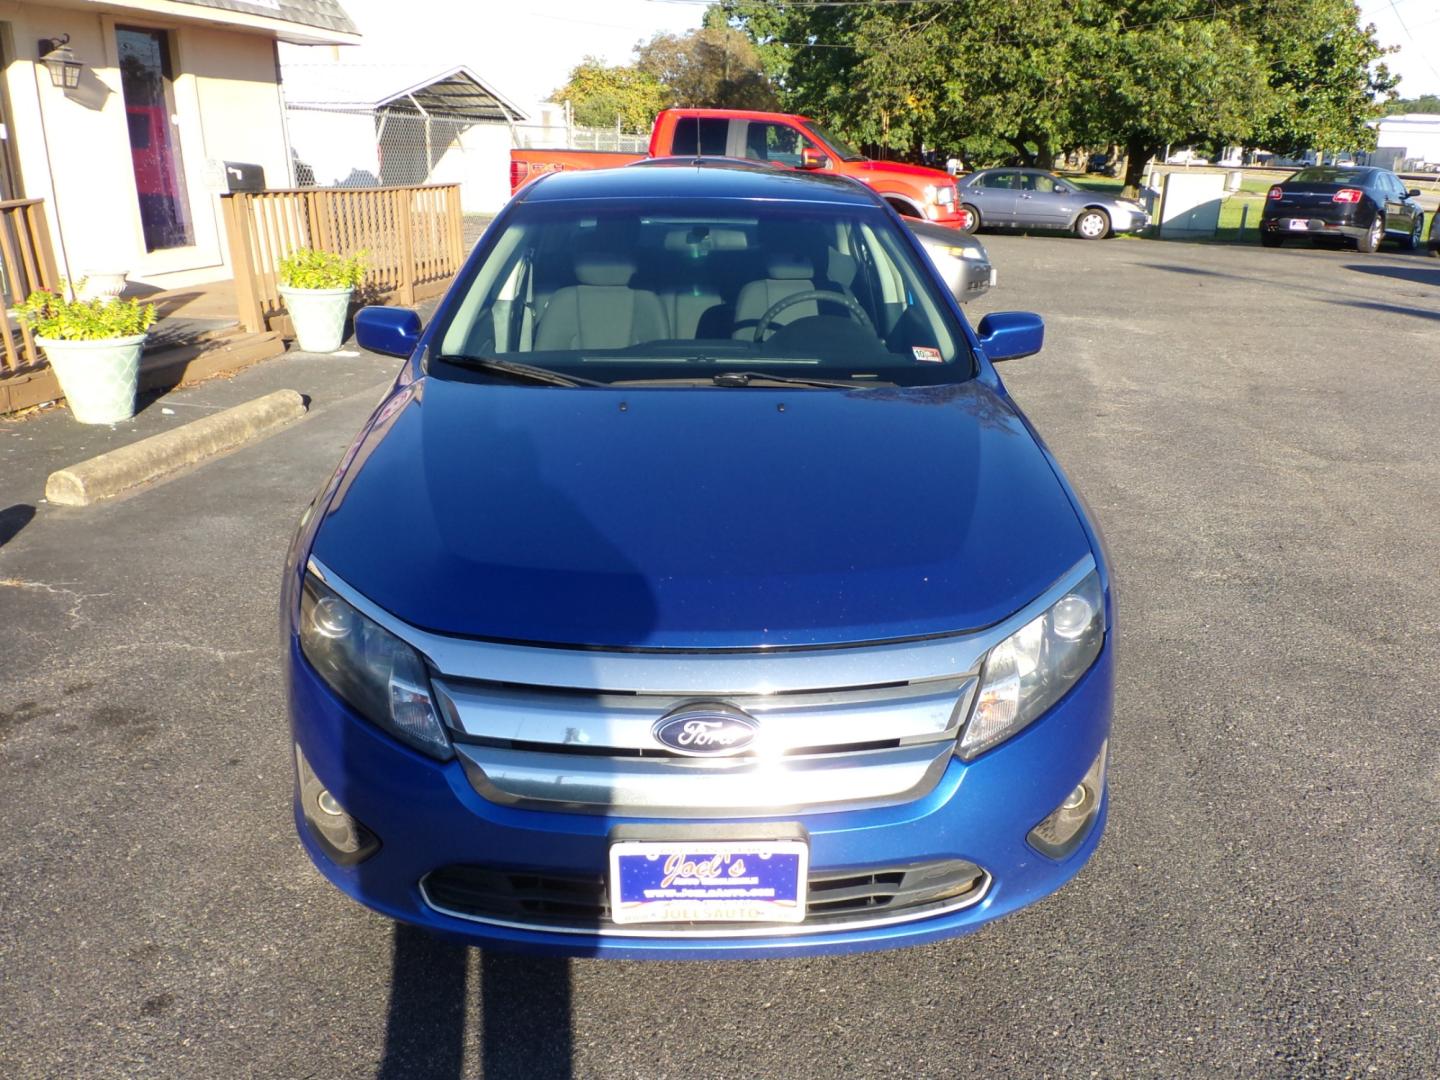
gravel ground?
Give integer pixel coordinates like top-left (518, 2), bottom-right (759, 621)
top-left (1, 232), bottom-right (1437, 1079)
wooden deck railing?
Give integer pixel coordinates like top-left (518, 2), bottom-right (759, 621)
top-left (0, 199), bottom-right (61, 376)
top-left (222, 184), bottom-right (465, 334)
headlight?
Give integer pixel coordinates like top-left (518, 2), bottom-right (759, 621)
top-left (958, 569), bottom-right (1105, 759)
top-left (936, 185), bottom-right (955, 205)
top-left (298, 573), bottom-right (453, 760)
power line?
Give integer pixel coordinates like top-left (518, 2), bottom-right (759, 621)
top-left (1385, 0), bottom-right (1440, 84)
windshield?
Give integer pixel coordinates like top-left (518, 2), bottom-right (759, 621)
top-left (433, 198), bottom-right (972, 387)
top-left (801, 122), bottom-right (866, 163)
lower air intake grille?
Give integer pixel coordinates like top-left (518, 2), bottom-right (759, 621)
top-left (421, 858), bottom-right (988, 935)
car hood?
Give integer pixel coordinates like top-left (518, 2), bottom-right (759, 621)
top-left (848, 159), bottom-right (955, 185)
top-left (311, 378), bottom-right (1090, 649)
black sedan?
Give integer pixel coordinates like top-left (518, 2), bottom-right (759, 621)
top-left (1260, 166), bottom-right (1425, 253)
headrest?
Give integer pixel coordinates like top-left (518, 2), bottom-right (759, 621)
top-left (574, 253), bottom-right (635, 287)
top-left (663, 227), bottom-right (750, 252)
top-left (826, 249), bottom-right (857, 289)
top-left (765, 254), bottom-right (813, 280)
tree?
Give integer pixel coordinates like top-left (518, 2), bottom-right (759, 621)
top-left (1385, 94), bottom-right (1440, 115)
top-left (1249, 0), bottom-right (1397, 157)
top-left (550, 57), bottom-right (669, 131)
top-left (636, 23), bottom-right (778, 110)
top-left (722, 0), bottom-right (1397, 193)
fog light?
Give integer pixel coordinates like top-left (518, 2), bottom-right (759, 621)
top-left (316, 788), bottom-right (345, 817)
top-left (295, 744), bottom-right (380, 866)
top-left (1028, 742), bottom-right (1106, 859)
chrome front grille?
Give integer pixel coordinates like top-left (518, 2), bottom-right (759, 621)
top-left (306, 553), bottom-right (1098, 818)
top-left (434, 675), bottom-right (976, 815)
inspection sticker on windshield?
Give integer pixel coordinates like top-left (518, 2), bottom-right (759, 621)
top-left (912, 346), bottom-right (943, 363)
top-left (609, 840), bottom-right (808, 924)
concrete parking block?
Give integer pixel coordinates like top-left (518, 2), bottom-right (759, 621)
top-left (43, 389), bottom-right (308, 506)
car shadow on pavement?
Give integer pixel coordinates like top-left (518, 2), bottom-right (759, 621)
top-left (1138, 262), bottom-right (1243, 279)
top-left (1328, 298), bottom-right (1440, 322)
top-left (377, 925), bottom-right (573, 1080)
top-left (1342, 262), bottom-right (1440, 288)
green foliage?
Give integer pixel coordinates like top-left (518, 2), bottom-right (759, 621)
top-left (1383, 94), bottom-right (1440, 115)
top-left (19, 286), bottom-right (156, 341)
top-left (723, 0), bottom-right (1396, 187)
top-left (1249, 0), bottom-right (1397, 155)
top-left (550, 57), bottom-right (670, 130)
top-left (636, 25), bottom-right (777, 110)
top-left (278, 248), bottom-right (366, 290)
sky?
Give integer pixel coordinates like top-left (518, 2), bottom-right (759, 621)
top-left (283, 0), bottom-right (1440, 117)
top-left (1359, 0), bottom-right (1440, 100)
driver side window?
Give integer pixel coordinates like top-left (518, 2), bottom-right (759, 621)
top-left (743, 122), bottom-right (811, 166)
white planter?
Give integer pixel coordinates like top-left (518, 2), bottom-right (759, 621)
top-left (79, 271), bottom-right (130, 300)
top-left (37, 333), bottom-right (146, 424)
top-left (279, 285), bottom-right (353, 353)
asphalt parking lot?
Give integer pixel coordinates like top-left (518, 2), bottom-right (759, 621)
top-left (2, 233), bottom-right (1437, 1079)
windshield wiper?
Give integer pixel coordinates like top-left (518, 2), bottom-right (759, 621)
top-left (436, 355), bottom-right (605, 388)
top-left (711, 371), bottom-right (873, 390)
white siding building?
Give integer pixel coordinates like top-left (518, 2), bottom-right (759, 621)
top-left (1373, 114), bottom-right (1440, 170)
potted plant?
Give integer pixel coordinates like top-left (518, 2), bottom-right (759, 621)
top-left (19, 285), bottom-right (157, 424)
top-left (277, 248), bottom-right (366, 353)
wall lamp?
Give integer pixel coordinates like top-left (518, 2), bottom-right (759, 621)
top-left (38, 35), bottom-right (84, 90)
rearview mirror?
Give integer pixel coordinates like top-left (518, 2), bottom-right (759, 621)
top-left (355, 306), bottom-right (422, 357)
top-left (1407, 188), bottom-right (1422, 198)
top-left (799, 146), bottom-right (830, 170)
top-left (976, 312), bottom-right (1044, 361)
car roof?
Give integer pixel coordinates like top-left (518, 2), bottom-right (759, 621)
top-left (519, 160), bottom-right (882, 207)
top-left (660, 107), bottom-right (815, 125)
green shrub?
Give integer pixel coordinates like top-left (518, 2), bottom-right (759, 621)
top-left (278, 248), bottom-right (366, 290)
top-left (18, 285), bottom-right (157, 341)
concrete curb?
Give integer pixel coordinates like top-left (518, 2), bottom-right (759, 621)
top-left (44, 389), bottom-right (308, 507)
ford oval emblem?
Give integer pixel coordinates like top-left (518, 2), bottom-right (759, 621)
top-left (652, 706), bottom-right (759, 756)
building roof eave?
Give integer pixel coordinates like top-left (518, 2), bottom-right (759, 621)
top-left (67, 0), bottom-right (362, 46)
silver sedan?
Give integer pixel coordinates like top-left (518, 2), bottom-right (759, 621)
top-left (958, 168), bottom-right (1149, 240)
top-left (904, 219), bottom-right (996, 302)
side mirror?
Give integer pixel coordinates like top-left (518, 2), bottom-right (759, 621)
top-left (976, 312), bottom-right (1044, 361)
top-left (1407, 188), bottom-right (1422, 198)
top-left (355, 306), bottom-right (422, 357)
top-left (799, 146), bottom-right (830, 170)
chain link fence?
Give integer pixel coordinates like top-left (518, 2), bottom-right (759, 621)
top-left (511, 122), bottom-right (649, 154)
top-left (283, 102), bottom-right (653, 218)
top-left (285, 104), bottom-right (515, 213)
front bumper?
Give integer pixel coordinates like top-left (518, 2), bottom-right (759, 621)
top-left (286, 635), bottom-right (1114, 960)
top-left (1109, 209), bottom-right (1150, 234)
top-left (927, 203), bottom-right (972, 229)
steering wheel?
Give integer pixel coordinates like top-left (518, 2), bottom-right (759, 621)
top-left (753, 289), bottom-right (875, 342)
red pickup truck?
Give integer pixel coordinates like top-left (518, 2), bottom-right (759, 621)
top-left (510, 108), bottom-right (969, 229)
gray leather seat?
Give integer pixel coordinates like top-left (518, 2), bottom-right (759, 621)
top-left (731, 254), bottom-right (818, 340)
top-left (535, 253), bottom-right (669, 350)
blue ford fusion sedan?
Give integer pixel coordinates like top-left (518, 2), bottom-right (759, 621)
top-left (282, 162), bottom-right (1114, 959)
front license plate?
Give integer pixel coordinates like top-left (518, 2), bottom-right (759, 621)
top-left (1287, 219), bottom-right (1309, 231)
top-left (609, 840), bottom-right (808, 925)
